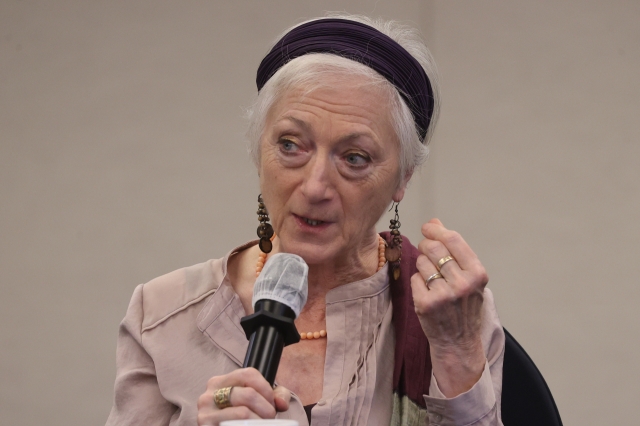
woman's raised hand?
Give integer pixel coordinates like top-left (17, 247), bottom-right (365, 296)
top-left (197, 368), bottom-right (291, 425)
top-left (411, 218), bottom-right (488, 397)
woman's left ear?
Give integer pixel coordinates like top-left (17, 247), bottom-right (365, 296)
top-left (392, 171), bottom-right (413, 203)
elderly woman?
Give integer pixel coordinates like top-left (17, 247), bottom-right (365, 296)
top-left (106, 15), bottom-right (504, 426)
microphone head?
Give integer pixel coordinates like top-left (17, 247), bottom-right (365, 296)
top-left (252, 253), bottom-right (308, 318)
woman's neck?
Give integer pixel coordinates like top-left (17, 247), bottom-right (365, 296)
top-left (227, 233), bottom-right (383, 316)
top-left (271, 234), bottom-right (382, 294)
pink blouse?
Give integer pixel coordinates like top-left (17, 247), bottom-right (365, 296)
top-left (106, 241), bottom-right (504, 425)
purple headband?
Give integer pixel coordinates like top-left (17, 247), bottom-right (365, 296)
top-left (256, 18), bottom-right (435, 141)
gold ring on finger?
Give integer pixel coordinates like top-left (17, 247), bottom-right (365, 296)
top-left (425, 272), bottom-right (444, 289)
top-left (213, 386), bottom-right (234, 409)
top-left (437, 255), bottom-right (455, 271)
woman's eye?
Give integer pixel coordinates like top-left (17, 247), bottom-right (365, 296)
top-left (345, 153), bottom-right (369, 166)
top-left (279, 139), bottom-right (299, 153)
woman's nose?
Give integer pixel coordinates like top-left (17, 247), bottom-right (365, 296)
top-left (300, 155), bottom-right (334, 203)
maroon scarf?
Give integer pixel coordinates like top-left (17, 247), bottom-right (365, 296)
top-left (381, 232), bottom-right (432, 408)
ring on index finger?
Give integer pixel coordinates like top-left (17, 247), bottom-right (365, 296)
top-left (213, 386), bottom-right (234, 409)
top-left (437, 255), bottom-right (455, 271)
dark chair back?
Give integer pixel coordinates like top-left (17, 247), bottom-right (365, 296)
top-left (501, 328), bottom-right (563, 426)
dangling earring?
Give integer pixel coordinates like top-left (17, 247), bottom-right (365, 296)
top-left (385, 203), bottom-right (402, 280)
top-left (256, 194), bottom-right (274, 253)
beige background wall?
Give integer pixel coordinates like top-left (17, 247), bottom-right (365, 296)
top-left (1, 1), bottom-right (638, 424)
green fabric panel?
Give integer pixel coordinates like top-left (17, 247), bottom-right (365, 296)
top-left (390, 393), bottom-right (429, 425)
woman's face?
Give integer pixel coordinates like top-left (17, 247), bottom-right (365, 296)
top-left (259, 75), bottom-right (410, 266)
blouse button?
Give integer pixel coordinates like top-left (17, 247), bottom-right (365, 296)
top-left (317, 400), bottom-right (326, 406)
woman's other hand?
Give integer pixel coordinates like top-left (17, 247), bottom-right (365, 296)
top-left (411, 218), bottom-right (488, 398)
top-left (197, 367), bottom-right (291, 425)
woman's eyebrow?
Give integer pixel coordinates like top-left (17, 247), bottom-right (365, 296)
top-left (337, 132), bottom-right (376, 144)
top-left (278, 115), bottom-right (312, 132)
top-left (276, 116), bottom-right (379, 146)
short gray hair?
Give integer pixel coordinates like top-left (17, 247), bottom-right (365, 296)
top-left (246, 14), bottom-right (440, 180)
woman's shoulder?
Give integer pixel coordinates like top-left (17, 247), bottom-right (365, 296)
top-left (137, 257), bottom-right (226, 333)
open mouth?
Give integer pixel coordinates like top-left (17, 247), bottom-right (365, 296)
top-left (302, 217), bottom-right (325, 226)
top-left (294, 213), bottom-right (328, 227)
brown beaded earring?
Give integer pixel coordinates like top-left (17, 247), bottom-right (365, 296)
top-left (385, 203), bottom-right (402, 280)
top-left (256, 194), bottom-right (274, 253)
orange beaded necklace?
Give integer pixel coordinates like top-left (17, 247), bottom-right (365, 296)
top-left (255, 235), bottom-right (387, 340)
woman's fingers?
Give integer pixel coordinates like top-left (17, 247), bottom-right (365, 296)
top-left (197, 368), bottom-right (280, 425)
top-left (421, 220), bottom-right (479, 271)
top-left (273, 385), bottom-right (292, 412)
top-left (417, 237), bottom-right (463, 279)
top-left (198, 405), bottom-right (261, 425)
top-left (419, 220), bottom-right (488, 294)
top-left (213, 368), bottom-right (276, 409)
top-left (430, 217), bottom-right (444, 227)
top-left (413, 220), bottom-right (489, 345)
top-left (229, 386), bottom-right (277, 419)
top-left (417, 239), bottom-right (487, 298)
top-left (414, 254), bottom-right (448, 292)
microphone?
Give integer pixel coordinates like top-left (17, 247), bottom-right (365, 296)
top-left (240, 253), bottom-right (308, 386)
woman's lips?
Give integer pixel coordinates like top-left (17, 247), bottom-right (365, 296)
top-left (293, 213), bottom-right (332, 230)
top-left (302, 217), bottom-right (324, 226)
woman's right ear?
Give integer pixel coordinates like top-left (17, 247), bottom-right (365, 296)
top-left (392, 170), bottom-right (413, 203)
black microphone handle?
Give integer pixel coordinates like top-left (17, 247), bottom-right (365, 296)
top-left (240, 300), bottom-right (301, 387)
top-left (243, 324), bottom-right (285, 386)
